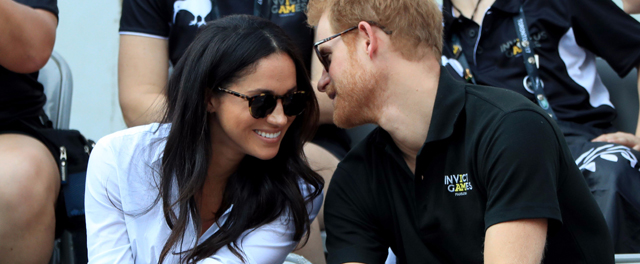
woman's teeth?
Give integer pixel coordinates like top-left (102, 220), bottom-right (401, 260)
top-left (256, 130), bottom-right (281, 139)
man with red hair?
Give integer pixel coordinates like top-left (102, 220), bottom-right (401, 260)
top-left (307, 0), bottom-right (614, 263)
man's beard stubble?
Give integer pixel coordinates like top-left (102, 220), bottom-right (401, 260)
top-left (331, 54), bottom-right (385, 129)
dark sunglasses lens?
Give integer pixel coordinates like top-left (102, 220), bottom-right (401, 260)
top-left (250, 95), bottom-right (276, 118)
top-left (283, 93), bottom-right (307, 116)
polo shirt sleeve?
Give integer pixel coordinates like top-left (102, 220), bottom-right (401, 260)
top-left (324, 166), bottom-right (389, 264)
top-left (568, 0), bottom-right (640, 77)
top-left (479, 110), bottom-right (563, 230)
top-left (120, 0), bottom-right (171, 38)
top-left (15, 0), bottom-right (58, 18)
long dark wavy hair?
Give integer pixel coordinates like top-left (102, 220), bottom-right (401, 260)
top-left (157, 15), bottom-right (323, 263)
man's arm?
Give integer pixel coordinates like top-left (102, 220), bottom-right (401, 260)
top-left (484, 219), bottom-right (548, 264)
top-left (0, 0), bottom-right (57, 73)
top-left (118, 35), bottom-right (169, 127)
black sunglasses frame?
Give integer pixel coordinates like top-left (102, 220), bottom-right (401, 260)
top-left (313, 21), bottom-right (393, 73)
top-left (217, 87), bottom-right (307, 119)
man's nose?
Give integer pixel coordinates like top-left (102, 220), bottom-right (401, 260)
top-left (317, 68), bottom-right (331, 92)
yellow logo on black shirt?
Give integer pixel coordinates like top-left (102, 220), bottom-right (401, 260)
top-left (444, 173), bottom-right (473, 196)
top-left (271, 0), bottom-right (308, 16)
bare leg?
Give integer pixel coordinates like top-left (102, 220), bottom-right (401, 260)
top-left (291, 143), bottom-right (339, 263)
top-left (293, 219), bottom-right (326, 264)
top-left (0, 134), bottom-right (60, 264)
top-left (303, 142), bottom-right (339, 231)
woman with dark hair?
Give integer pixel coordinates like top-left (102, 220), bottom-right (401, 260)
top-left (85, 14), bottom-right (324, 264)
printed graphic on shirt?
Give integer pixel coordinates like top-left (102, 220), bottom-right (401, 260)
top-left (499, 30), bottom-right (547, 58)
top-left (271, 0), bottom-right (308, 17)
top-left (444, 173), bottom-right (473, 196)
top-left (173, 0), bottom-right (212, 27)
top-left (575, 144), bottom-right (639, 172)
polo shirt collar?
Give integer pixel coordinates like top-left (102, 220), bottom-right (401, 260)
top-left (491, 0), bottom-right (522, 14)
top-left (422, 66), bottom-right (466, 145)
top-left (443, 0), bottom-right (521, 22)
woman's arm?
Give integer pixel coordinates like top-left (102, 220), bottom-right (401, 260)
top-left (85, 139), bottom-right (134, 263)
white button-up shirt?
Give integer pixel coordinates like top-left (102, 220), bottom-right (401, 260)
top-left (85, 124), bottom-right (322, 264)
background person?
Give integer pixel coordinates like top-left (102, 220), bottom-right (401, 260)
top-left (0, 0), bottom-right (59, 263)
top-left (441, 0), bottom-right (640, 252)
top-left (306, 0), bottom-right (614, 263)
top-left (85, 15), bottom-right (324, 263)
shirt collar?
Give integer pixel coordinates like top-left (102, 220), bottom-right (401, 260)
top-left (443, 0), bottom-right (522, 23)
top-left (373, 66), bottom-right (466, 150)
top-left (423, 66), bottom-right (466, 144)
top-left (491, 0), bottom-right (522, 14)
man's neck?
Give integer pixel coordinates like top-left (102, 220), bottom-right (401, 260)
top-left (450, 0), bottom-right (496, 25)
top-left (376, 57), bottom-right (441, 172)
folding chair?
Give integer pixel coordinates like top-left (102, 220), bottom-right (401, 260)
top-left (39, 51), bottom-right (88, 264)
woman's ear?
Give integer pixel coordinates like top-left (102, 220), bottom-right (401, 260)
top-left (207, 97), bottom-right (217, 113)
top-left (206, 90), bottom-right (218, 113)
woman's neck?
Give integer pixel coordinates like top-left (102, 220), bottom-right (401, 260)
top-left (197, 144), bottom-right (243, 236)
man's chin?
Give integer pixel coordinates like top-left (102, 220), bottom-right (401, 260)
top-left (333, 110), bottom-right (369, 129)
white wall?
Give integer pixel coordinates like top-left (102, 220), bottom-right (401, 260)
top-left (54, 0), bottom-right (125, 141)
top-left (52, 0), bottom-right (638, 141)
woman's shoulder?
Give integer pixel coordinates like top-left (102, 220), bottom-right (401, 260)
top-left (96, 123), bottom-right (170, 150)
top-left (92, 123), bottom-right (170, 168)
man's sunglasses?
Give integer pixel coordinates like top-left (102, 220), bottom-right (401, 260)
top-left (313, 21), bottom-right (392, 73)
top-left (217, 88), bottom-right (307, 119)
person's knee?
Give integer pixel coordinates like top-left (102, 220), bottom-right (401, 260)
top-left (0, 134), bottom-right (60, 221)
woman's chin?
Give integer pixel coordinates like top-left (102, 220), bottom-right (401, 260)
top-left (249, 149), bottom-right (280, 161)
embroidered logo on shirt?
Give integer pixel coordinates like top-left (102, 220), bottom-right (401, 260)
top-left (173, 0), bottom-right (212, 27)
top-left (271, 0), bottom-right (308, 17)
top-left (444, 173), bottom-right (473, 196)
top-left (499, 30), bottom-right (547, 58)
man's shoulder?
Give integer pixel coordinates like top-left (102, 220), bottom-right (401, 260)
top-left (334, 127), bottom-right (388, 181)
top-left (463, 84), bottom-right (542, 115)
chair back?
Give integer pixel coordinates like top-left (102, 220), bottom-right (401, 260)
top-left (38, 51), bottom-right (73, 130)
top-left (597, 58), bottom-right (638, 134)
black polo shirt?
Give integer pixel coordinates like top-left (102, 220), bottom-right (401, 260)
top-left (441, 0), bottom-right (640, 130)
top-left (120, 0), bottom-right (314, 72)
top-left (324, 68), bottom-right (613, 264)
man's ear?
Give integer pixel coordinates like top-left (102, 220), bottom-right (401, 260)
top-left (357, 21), bottom-right (379, 60)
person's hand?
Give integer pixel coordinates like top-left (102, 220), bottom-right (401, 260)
top-left (592, 132), bottom-right (640, 151)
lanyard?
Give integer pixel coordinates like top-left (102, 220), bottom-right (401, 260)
top-left (210, 0), bottom-right (271, 19)
top-left (513, 6), bottom-right (556, 119)
top-left (451, 34), bottom-right (476, 84)
top-left (450, 6), bottom-right (557, 120)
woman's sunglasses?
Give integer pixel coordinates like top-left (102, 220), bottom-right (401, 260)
top-left (217, 88), bottom-right (307, 119)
